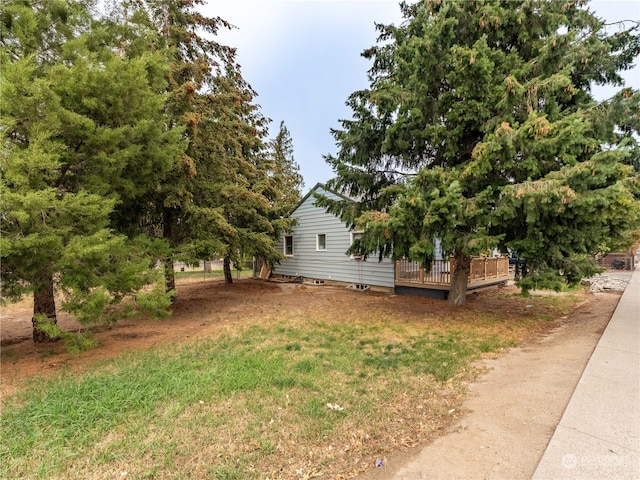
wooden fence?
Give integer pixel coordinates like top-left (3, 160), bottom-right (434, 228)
top-left (596, 253), bottom-right (636, 271)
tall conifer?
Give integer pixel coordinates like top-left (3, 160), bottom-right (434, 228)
top-left (1, 1), bottom-right (181, 341)
top-left (321, 0), bottom-right (640, 304)
top-left (116, 0), bottom-right (298, 287)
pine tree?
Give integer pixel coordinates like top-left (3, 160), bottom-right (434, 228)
top-left (119, 0), bottom-right (298, 287)
top-left (103, 0), bottom-right (239, 294)
top-left (322, 0), bottom-right (640, 304)
top-left (187, 67), bottom-right (277, 284)
top-left (267, 121), bottom-right (304, 217)
top-left (1, 1), bottom-right (181, 341)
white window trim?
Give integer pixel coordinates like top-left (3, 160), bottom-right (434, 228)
top-left (284, 235), bottom-right (294, 257)
top-left (350, 231), bottom-right (364, 260)
top-left (316, 233), bottom-right (327, 251)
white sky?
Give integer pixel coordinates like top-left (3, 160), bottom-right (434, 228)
top-left (203, 0), bottom-right (640, 191)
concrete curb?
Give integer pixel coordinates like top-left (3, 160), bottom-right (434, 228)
top-left (532, 267), bottom-right (640, 479)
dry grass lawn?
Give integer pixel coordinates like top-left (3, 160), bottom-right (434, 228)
top-left (1, 278), bottom-right (585, 479)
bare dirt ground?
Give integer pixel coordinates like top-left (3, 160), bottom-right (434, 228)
top-left (0, 278), bottom-right (622, 479)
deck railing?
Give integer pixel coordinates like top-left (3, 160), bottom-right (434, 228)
top-left (396, 256), bottom-right (509, 288)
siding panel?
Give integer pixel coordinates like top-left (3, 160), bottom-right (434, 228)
top-left (273, 187), bottom-right (395, 288)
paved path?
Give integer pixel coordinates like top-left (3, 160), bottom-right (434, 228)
top-left (356, 268), bottom-right (638, 480)
top-left (533, 266), bottom-right (640, 479)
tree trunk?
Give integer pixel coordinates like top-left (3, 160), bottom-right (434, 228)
top-left (448, 249), bottom-right (471, 306)
top-left (32, 273), bottom-right (58, 343)
top-left (223, 256), bottom-right (233, 284)
top-left (164, 256), bottom-right (176, 299)
top-left (162, 207), bottom-right (177, 300)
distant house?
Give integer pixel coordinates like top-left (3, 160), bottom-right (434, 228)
top-left (272, 183), bottom-right (510, 299)
top-left (272, 183), bottom-right (395, 291)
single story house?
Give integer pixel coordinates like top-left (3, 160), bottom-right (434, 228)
top-left (272, 183), bottom-right (395, 291)
top-left (272, 183), bottom-right (510, 299)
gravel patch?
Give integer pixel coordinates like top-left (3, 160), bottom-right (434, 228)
top-left (581, 273), bottom-right (629, 292)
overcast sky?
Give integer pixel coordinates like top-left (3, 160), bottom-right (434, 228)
top-left (203, 0), bottom-right (640, 192)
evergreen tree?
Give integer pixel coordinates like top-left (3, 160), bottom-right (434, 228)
top-left (267, 121), bottom-right (304, 218)
top-left (119, 0), bottom-right (297, 287)
top-left (321, 0), bottom-right (640, 304)
top-left (253, 120), bottom-right (305, 272)
top-left (102, 0), bottom-right (239, 294)
top-left (0, 1), bottom-right (181, 341)
top-left (187, 67), bottom-right (279, 285)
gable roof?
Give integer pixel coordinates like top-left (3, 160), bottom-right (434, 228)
top-left (292, 182), bottom-right (354, 215)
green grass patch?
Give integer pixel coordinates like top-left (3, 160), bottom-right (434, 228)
top-left (0, 317), bottom-right (529, 479)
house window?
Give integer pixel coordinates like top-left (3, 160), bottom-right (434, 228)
top-left (350, 231), bottom-right (364, 260)
top-left (316, 233), bottom-right (327, 251)
top-left (284, 235), bottom-right (294, 256)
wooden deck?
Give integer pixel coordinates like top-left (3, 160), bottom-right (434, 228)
top-left (395, 257), bottom-right (510, 291)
